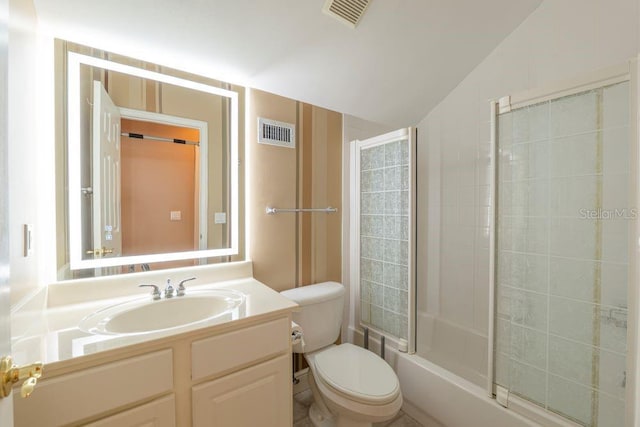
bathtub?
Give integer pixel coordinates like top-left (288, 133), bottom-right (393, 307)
top-left (395, 351), bottom-right (538, 427)
top-left (349, 327), bottom-right (539, 427)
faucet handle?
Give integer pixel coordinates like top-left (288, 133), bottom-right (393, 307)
top-left (138, 284), bottom-right (161, 300)
top-left (177, 277), bottom-right (196, 297)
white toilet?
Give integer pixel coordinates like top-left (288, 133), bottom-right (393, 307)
top-left (281, 282), bottom-right (402, 427)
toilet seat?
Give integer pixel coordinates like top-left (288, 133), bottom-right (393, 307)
top-left (311, 343), bottom-right (400, 405)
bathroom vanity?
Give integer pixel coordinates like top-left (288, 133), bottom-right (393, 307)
top-left (11, 268), bottom-right (297, 427)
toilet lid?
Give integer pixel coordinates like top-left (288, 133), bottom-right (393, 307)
top-left (313, 343), bottom-right (400, 405)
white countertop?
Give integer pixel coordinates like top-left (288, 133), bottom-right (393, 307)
top-left (11, 276), bottom-right (298, 369)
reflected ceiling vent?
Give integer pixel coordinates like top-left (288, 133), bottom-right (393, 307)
top-left (322, 0), bottom-right (371, 28)
top-left (258, 117), bottom-right (296, 149)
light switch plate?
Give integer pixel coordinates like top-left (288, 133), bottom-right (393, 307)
top-left (170, 211), bottom-right (182, 221)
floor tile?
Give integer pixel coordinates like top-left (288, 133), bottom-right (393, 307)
top-left (293, 417), bottom-right (314, 427)
top-left (293, 397), bottom-right (308, 422)
top-left (387, 414), bottom-right (423, 426)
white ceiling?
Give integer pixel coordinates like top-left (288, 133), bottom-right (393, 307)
top-left (33, 0), bottom-right (542, 127)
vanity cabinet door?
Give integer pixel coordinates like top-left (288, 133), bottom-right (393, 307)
top-left (86, 395), bottom-right (175, 427)
top-left (14, 349), bottom-right (173, 427)
top-left (192, 354), bottom-right (291, 427)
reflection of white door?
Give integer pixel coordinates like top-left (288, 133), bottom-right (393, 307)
top-left (0, 3), bottom-right (12, 422)
top-left (92, 81), bottom-right (122, 258)
top-left (0, 136), bottom-right (12, 411)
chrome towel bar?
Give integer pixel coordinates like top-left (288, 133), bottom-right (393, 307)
top-left (266, 206), bottom-right (338, 215)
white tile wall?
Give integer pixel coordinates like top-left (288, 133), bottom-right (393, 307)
top-left (509, 288), bottom-right (548, 332)
top-left (510, 360), bottom-right (547, 406)
top-left (549, 217), bottom-right (597, 259)
top-left (549, 91), bottom-right (598, 137)
top-left (547, 374), bottom-right (593, 425)
top-left (597, 393), bottom-right (625, 427)
top-left (511, 324), bottom-right (547, 369)
top-left (549, 257), bottom-right (597, 302)
top-left (499, 252), bottom-right (548, 293)
top-left (598, 348), bottom-right (627, 399)
top-left (550, 133), bottom-right (599, 177)
top-left (548, 336), bottom-right (595, 386)
top-left (548, 296), bottom-right (596, 345)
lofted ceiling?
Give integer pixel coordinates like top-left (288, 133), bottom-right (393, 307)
top-left (33, 0), bottom-right (542, 127)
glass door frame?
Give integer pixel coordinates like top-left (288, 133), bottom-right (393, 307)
top-left (488, 60), bottom-right (639, 427)
top-left (349, 127), bottom-right (417, 354)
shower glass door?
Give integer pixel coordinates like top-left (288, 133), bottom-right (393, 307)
top-left (351, 128), bottom-right (416, 346)
top-left (493, 77), bottom-right (632, 426)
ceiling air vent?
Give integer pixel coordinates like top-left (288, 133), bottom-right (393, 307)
top-left (258, 117), bottom-right (296, 149)
top-left (322, 0), bottom-right (371, 28)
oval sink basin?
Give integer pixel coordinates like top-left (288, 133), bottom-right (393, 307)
top-left (80, 289), bottom-right (245, 335)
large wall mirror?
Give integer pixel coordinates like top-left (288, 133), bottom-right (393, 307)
top-left (57, 42), bottom-right (245, 278)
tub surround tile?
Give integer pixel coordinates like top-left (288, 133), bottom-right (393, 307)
top-left (547, 374), bottom-right (592, 426)
top-left (509, 360), bottom-right (547, 407)
top-left (549, 90), bottom-right (598, 138)
top-left (548, 336), bottom-right (594, 387)
top-left (597, 393), bottom-right (625, 427)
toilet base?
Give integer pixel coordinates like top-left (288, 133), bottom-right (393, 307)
top-left (309, 402), bottom-right (335, 427)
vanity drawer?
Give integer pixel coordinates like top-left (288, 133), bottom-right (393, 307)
top-left (191, 316), bottom-right (290, 381)
top-left (86, 394), bottom-right (176, 427)
top-left (14, 349), bottom-right (173, 427)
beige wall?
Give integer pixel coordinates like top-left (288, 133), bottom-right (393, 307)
top-left (248, 89), bottom-right (297, 291)
top-left (298, 104), bottom-right (342, 286)
top-left (248, 89), bottom-right (342, 292)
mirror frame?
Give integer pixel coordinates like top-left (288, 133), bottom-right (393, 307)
top-left (67, 52), bottom-right (239, 270)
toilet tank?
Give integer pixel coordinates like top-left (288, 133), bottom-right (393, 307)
top-left (280, 282), bottom-right (344, 354)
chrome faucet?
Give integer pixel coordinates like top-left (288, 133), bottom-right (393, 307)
top-left (177, 277), bottom-right (196, 297)
top-left (139, 284), bottom-right (161, 300)
top-left (140, 277), bottom-right (196, 300)
top-left (164, 279), bottom-right (175, 299)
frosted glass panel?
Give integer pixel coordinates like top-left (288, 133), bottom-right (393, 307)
top-left (495, 82), bottom-right (629, 426)
top-left (360, 139), bottom-right (410, 339)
